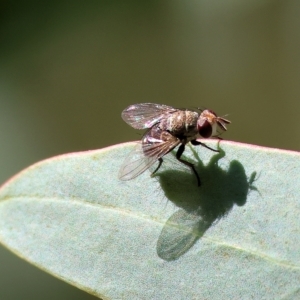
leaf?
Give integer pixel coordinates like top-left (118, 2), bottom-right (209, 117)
top-left (0, 141), bottom-right (299, 299)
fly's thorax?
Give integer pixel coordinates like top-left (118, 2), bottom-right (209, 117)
top-left (161, 110), bottom-right (198, 137)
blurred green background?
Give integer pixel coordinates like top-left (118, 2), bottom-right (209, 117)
top-left (0, 0), bottom-right (299, 299)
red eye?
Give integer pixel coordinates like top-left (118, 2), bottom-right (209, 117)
top-left (198, 119), bottom-right (212, 138)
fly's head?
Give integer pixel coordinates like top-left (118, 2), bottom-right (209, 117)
top-left (197, 109), bottom-right (231, 138)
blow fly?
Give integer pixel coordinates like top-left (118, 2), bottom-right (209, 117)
top-left (119, 103), bottom-right (230, 186)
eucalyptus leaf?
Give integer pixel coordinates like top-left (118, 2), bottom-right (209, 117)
top-left (0, 141), bottom-right (299, 299)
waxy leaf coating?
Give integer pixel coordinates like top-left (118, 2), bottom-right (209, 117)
top-left (0, 141), bottom-right (299, 299)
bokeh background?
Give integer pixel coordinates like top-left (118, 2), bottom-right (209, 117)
top-left (0, 1), bottom-right (300, 299)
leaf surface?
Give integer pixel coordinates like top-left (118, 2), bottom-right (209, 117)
top-left (0, 141), bottom-right (299, 299)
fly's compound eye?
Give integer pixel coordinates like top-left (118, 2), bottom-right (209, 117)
top-left (197, 118), bottom-right (212, 138)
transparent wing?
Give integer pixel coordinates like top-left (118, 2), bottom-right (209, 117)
top-left (119, 133), bottom-right (180, 181)
top-left (118, 143), bottom-right (158, 180)
top-left (121, 103), bottom-right (177, 129)
top-left (142, 133), bottom-right (180, 159)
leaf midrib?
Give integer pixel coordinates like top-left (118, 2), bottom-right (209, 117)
top-left (1, 195), bottom-right (299, 271)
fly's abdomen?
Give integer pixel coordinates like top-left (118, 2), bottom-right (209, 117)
top-left (142, 125), bottom-right (164, 156)
top-left (142, 124), bottom-right (179, 157)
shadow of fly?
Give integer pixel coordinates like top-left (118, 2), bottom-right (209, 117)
top-left (119, 103), bottom-right (230, 186)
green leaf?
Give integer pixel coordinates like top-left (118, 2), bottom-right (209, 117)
top-left (0, 141), bottom-right (299, 299)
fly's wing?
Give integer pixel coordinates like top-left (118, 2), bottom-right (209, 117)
top-left (118, 143), bottom-right (158, 180)
top-left (121, 103), bottom-right (177, 129)
top-left (119, 132), bottom-right (180, 181)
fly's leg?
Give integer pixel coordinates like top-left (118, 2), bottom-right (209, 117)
top-left (151, 158), bottom-right (163, 176)
top-left (176, 144), bottom-right (201, 187)
top-left (191, 140), bottom-right (219, 152)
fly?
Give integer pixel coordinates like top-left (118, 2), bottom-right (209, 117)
top-left (119, 103), bottom-right (230, 186)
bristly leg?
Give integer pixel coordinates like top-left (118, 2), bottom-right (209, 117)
top-left (176, 144), bottom-right (201, 187)
top-left (151, 158), bottom-right (163, 176)
top-left (191, 139), bottom-right (220, 152)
